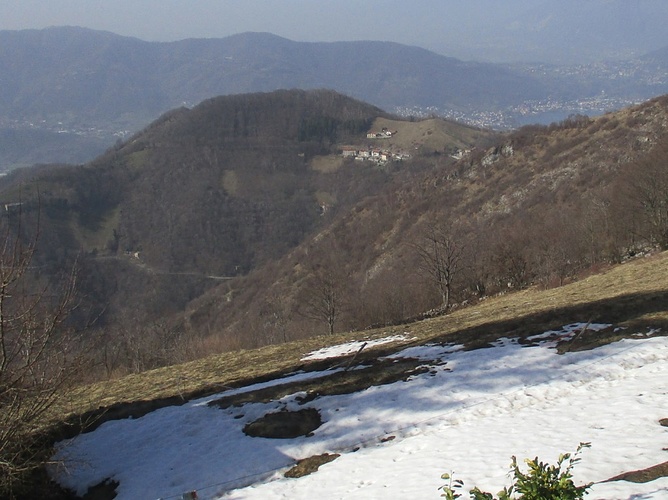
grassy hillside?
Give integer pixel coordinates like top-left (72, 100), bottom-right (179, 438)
top-left (9, 247), bottom-right (664, 498)
top-left (365, 117), bottom-right (490, 153)
top-left (36, 249), bottom-right (668, 498)
top-left (59, 249), bottom-right (668, 419)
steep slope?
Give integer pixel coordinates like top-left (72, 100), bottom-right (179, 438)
top-left (5, 89), bottom-right (668, 371)
top-left (46, 246), bottom-right (668, 499)
top-left (0, 89), bottom-right (490, 345)
top-left (182, 96), bottom-right (668, 347)
top-left (105, 90), bottom-right (397, 271)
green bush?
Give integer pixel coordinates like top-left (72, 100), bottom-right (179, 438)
top-left (440, 442), bottom-right (592, 500)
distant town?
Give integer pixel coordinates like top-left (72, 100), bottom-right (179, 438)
top-left (394, 93), bottom-right (646, 130)
top-left (394, 58), bottom-right (668, 129)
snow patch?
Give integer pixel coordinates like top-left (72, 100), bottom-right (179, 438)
top-left (301, 334), bottom-right (414, 361)
top-left (51, 329), bottom-right (668, 500)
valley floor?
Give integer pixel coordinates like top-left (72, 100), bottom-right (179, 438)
top-left (51, 322), bottom-right (668, 499)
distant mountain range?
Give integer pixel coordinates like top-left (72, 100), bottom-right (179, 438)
top-left (1, 26), bottom-right (668, 169)
top-left (0, 27), bottom-right (543, 126)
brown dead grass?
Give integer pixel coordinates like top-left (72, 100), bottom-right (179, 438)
top-left (54, 251), bottom-right (668, 433)
top-left (369, 117), bottom-right (489, 152)
top-left (310, 155), bottom-right (344, 173)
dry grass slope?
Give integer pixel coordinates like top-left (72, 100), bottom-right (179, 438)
top-left (369, 117), bottom-right (488, 152)
top-left (55, 251), bottom-right (668, 428)
top-left (31, 251), bottom-right (667, 498)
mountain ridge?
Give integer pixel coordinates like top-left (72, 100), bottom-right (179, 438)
top-left (4, 27), bottom-right (668, 169)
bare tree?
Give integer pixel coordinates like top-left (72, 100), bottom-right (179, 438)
top-left (459, 224), bottom-right (492, 299)
top-left (298, 264), bottom-right (346, 335)
top-left (493, 238), bottom-right (531, 290)
top-left (530, 209), bottom-right (581, 288)
top-left (100, 319), bottom-right (189, 376)
top-left (258, 291), bottom-right (291, 344)
top-left (0, 206), bottom-right (82, 497)
top-left (415, 221), bottom-right (465, 311)
top-left (627, 148), bottom-right (668, 249)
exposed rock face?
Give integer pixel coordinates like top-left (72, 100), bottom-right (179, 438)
top-left (481, 143), bottom-right (514, 166)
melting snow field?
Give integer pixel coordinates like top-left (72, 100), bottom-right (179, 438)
top-left (52, 324), bottom-right (668, 499)
top-left (300, 334), bottom-right (413, 361)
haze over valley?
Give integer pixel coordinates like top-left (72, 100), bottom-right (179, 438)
top-left (2, 0), bottom-right (668, 169)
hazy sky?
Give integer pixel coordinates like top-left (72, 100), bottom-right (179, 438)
top-left (0, 1), bottom-right (480, 45)
top-left (1, 1), bottom-right (667, 64)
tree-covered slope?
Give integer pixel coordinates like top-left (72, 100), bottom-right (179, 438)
top-left (181, 95), bottom-right (668, 348)
top-left (0, 89), bottom-right (488, 339)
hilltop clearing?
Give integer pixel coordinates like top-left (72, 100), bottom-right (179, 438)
top-left (366, 116), bottom-right (487, 153)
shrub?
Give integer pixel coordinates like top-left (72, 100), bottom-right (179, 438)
top-left (440, 442), bottom-right (592, 500)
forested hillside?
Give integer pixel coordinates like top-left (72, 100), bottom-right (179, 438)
top-left (0, 89), bottom-right (490, 375)
top-left (3, 89), bottom-right (668, 378)
top-left (181, 96), bottom-right (668, 351)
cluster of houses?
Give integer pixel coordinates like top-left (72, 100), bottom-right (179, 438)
top-left (341, 146), bottom-right (411, 163)
top-left (341, 128), bottom-right (411, 164)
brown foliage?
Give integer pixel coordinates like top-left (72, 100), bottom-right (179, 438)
top-left (0, 208), bottom-right (83, 498)
top-left (7, 90), bottom-right (668, 384)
